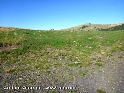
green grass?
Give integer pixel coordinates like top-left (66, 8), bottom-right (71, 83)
top-left (0, 29), bottom-right (124, 80)
top-left (79, 70), bottom-right (89, 76)
top-left (94, 62), bottom-right (104, 67)
top-left (118, 55), bottom-right (123, 58)
top-left (96, 89), bottom-right (106, 93)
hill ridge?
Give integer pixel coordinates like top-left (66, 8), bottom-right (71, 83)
top-left (0, 22), bottom-right (124, 31)
top-left (62, 23), bottom-right (124, 31)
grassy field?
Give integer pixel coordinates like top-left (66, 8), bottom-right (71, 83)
top-left (0, 27), bottom-right (124, 92)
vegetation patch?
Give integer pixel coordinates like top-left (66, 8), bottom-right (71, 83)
top-left (96, 89), bottom-right (106, 93)
top-left (79, 70), bottom-right (89, 76)
top-left (94, 62), bottom-right (104, 67)
top-left (5, 67), bottom-right (16, 73)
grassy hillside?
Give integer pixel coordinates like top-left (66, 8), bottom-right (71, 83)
top-left (63, 23), bottom-right (124, 31)
top-left (0, 25), bottom-right (124, 93)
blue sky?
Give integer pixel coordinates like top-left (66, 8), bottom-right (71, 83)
top-left (0, 0), bottom-right (124, 30)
